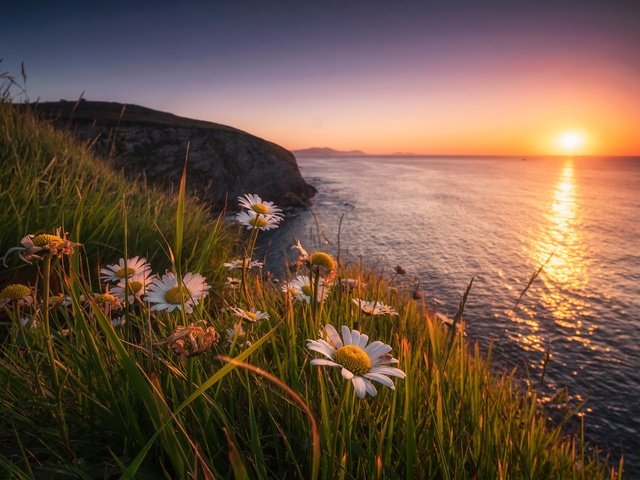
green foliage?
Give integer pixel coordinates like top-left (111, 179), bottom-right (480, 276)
top-left (0, 101), bottom-right (620, 479)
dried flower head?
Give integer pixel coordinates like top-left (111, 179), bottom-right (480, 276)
top-left (167, 323), bottom-right (219, 359)
top-left (394, 265), bottom-right (406, 275)
top-left (0, 283), bottom-right (34, 308)
top-left (90, 292), bottom-right (124, 317)
top-left (3, 228), bottom-right (80, 265)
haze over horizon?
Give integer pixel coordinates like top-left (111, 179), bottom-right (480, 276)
top-left (2, 0), bottom-right (639, 156)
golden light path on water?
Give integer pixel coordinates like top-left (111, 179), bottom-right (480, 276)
top-left (511, 160), bottom-right (597, 352)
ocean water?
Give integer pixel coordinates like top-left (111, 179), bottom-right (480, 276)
top-left (262, 156), bottom-right (640, 472)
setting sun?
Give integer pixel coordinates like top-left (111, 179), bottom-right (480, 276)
top-left (557, 131), bottom-right (587, 154)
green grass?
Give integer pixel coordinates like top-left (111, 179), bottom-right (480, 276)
top-left (0, 100), bottom-right (622, 479)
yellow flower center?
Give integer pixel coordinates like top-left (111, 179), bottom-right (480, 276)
top-left (32, 234), bottom-right (62, 247)
top-left (114, 267), bottom-right (136, 278)
top-left (301, 284), bottom-right (313, 297)
top-left (249, 216), bottom-right (268, 228)
top-left (94, 293), bottom-right (120, 305)
top-left (251, 203), bottom-right (270, 215)
top-left (309, 252), bottom-right (336, 272)
top-left (165, 286), bottom-right (186, 305)
top-left (128, 280), bottom-right (143, 293)
top-left (245, 311), bottom-right (257, 321)
top-left (0, 284), bottom-right (31, 300)
top-left (334, 345), bottom-right (371, 376)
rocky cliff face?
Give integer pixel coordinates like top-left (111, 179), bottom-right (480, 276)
top-left (34, 100), bottom-right (316, 210)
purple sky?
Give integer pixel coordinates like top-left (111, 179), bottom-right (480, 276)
top-left (3, 0), bottom-right (639, 154)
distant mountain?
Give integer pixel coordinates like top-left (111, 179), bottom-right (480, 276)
top-left (292, 147), bottom-right (366, 157)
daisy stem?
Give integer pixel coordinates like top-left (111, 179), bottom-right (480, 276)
top-left (311, 268), bottom-right (320, 326)
top-left (241, 226), bottom-right (260, 305)
top-left (41, 256), bottom-right (60, 390)
top-left (330, 382), bottom-right (350, 467)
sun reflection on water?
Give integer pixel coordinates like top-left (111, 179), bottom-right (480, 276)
top-left (510, 160), bottom-right (594, 352)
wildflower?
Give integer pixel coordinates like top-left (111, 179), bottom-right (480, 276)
top-left (292, 239), bottom-right (309, 263)
top-left (394, 265), bottom-right (406, 275)
top-left (111, 271), bottom-right (154, 302)
top-left (0, 284), bottom-right (34, 308)
top-left (49, 294), bottom-right (72, 309)
top-left (237, 194), bottom-right (284, 220)
top-left (226, 322), bottom-right (251, 347)
top-left (282, 275), bottom-right (330, 304)
top-left (100, 256), bottom-right (151, 284)
top-left (229, 306), bottom-right (269, 323)
top-left (167, 323), bottom-right (219, 359)
top-left (309, 251), bottom-right (337, 279)
top-left (145, 272), bottom-right (210, 313)
top-left (3, 228), bottom-right (80, 265)
top-left (225, 277), bottom-right (241, 290)
top-left (306, 325), bottom-right (406, 398)
top-left (235, 210), bottom-right (282, 231)
top-left (223, 258), bottom-right (263, 271)
top-left (352, 298), bottom-right (398, 316)
top-left (90, 292), bottom-right (123, 317)
top-left (411, 281), bottom-right (423, 300)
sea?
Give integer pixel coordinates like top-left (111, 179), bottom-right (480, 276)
top-left (261, 155), bottom-right (640, 474)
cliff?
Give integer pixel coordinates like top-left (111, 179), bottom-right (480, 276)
top-left (30, 100), bottom-right (316, 210)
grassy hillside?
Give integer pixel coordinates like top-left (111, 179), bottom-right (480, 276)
top-left (0, 101), bottom-right (621, 479)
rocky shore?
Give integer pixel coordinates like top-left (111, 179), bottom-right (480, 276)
top-left (31, 100), bottom-right (316, 210)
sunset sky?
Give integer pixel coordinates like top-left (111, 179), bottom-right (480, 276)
top-left (2, 0), bottom-right (639, 155)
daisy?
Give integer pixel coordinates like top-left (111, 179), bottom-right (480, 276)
top-left (89, 292), bottom-right (124, 317)
top-left (3, 228), bottom-right (80, 265)
top-left (237, 194), bottom-right (284, 220)
top-left (235, 210), bottom-right (282, 231)
top-left (145, 272), bottom-right (210, 313)
top-left (223, 258), bottom-right (264, 271)
top-left (352, 298), bottom-right (398, 316)
top-left (167, 323), bottom-right (219, 359)
top-left (306, 325), bottom-right (406, 398)
top-left (282, 275), bottom-right (330, 304)
top-left (436, 312), bottom-right (467, 336)
top-left (0, 284), bottom-right (34, 308)
top-left (111, 271), bottom-right (155, 302)
top-left (100, 256), bottom-right (151, 283)
top-left (229, 306), bottom-right (269, 323)
top-left (225, 277), bottom-right (241, 290)
top-left (226, 322), bottom-right (251, 347)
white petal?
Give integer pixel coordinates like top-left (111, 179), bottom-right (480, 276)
top-left (341, 368), bottom-right (354, 380)
top-left (307, 342), bottom-right (335, 359)
top-left (351, 376), bottom-right (367, 398)
top-left (367, 342), bottom-right (393, 360)
top-left (363, 378), bottom-right (378, 397)
top-left (364, 372), bottom-right (396, 388)
top-left (350, 330), bottom-right (361, 346)
top-left (369, 366), bottom-right (406, 379)
top-left (310, 359), bottom-right (341, 368)
top-left (341, 325), bottom-right (352, 345)
top-left (325, 324), bottom-right (343, 348)
top-left (357, 333), bottom-right (369, 348)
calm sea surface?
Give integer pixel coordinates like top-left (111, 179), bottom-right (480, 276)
top-left (263, 156), bottom-right (640, 472)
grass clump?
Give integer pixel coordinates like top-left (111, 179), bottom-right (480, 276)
top-left (0, 100), bottom-right (622, 479)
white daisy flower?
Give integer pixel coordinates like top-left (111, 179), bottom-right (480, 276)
top-left (292, 239), bottom-right (309, 260)
top-left (100, 256), bottom-right (151, 284)
top-left (223, 258), bottom-right (264, 271)
top-left (235, 210), bottom-right (282, 231)
top-left (436, 312), bottom-right (467, 336)
top-left (238, 193), bottom-right (284, 220)
top-left (145, 272), bottom-right (210, 313)
top-left (306, 325), bottom-right (406, 398)
top-left (352, 298), bottom-right (398, 316)
top-left (282, 275), bottom-right (330, 304)
top-left (111, 271), bottom-right (155, 302)
top-left (229, 306), bottom-right (269, 323)
top-left (225, 277), bottom-right (241, 290)
top-left (226, 322), bottom-right (252, 347)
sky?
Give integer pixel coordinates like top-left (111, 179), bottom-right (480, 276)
top-left (2, 0), bottom-right (639, 155)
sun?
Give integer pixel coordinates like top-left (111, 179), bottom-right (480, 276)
top-left (556, 131), bottom-right (587, 154)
